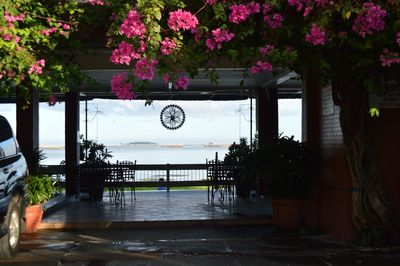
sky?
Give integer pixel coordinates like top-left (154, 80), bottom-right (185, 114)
top-left (0, 98), bottom-right (301, 146)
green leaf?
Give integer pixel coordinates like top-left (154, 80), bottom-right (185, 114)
top-left (369, 108), bottom-right (380, 117)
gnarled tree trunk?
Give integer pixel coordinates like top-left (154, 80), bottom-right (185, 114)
top-left (332, 79), bottom-right (400, 242)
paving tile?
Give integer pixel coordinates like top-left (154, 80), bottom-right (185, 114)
top-left (42, 190), bottom-right (272, 228)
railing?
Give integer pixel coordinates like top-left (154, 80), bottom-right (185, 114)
top-left (40, 163), bottom-right (238, 189)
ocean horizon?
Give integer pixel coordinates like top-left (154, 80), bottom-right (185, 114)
top-left (41, 144), bottom-right (231, 165)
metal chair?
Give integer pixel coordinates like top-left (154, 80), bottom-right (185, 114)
top-left (119, 160), bottom-right (136, 202)
top-left (207, 153), bottom-right (235, 205)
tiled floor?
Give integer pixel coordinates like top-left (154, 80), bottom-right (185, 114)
top-left (42, 190), bottom-right (272, 226)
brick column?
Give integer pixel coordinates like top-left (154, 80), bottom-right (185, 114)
top-left (65, 91), bottom-right (80, 196)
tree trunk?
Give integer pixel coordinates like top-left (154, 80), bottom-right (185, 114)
top-left (332, 79), bottom-right (400, 242)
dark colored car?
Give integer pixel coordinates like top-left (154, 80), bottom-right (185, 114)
top-left (0, 115), bottom-right (28, 258)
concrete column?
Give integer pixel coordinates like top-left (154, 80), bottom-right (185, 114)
top-left (302, 70), bottom-right (322, 228)
top-left (16, 88), bottom-right (39, 172)
top-left (65, 91), bottom-right (80, 196)
top-left (256, 86), bottom-right (278, 147)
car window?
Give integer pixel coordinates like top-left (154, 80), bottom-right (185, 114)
top-left (0, 117), bottom-right (18, 159)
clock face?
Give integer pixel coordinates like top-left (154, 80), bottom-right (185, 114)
top-left (160, 104), bottom-right (186, 130)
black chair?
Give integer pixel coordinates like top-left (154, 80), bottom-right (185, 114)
top-left (207, 156), bottom-right (235, 205)
top-left (119, 160), bottom-right (136, 202)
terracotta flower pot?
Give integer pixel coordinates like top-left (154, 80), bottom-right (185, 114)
top-left (25, 205), bottom-right (43, 233)
top-left (271, 197), bottom-right (304, 229)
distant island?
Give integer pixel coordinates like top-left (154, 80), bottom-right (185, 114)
top-left (123, 141), bottom-right (157, 145)
top-left (41, 142), bottom-right (230, 149)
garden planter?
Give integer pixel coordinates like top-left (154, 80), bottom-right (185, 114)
top-left (24, 205), bottom-right (43, 233)
top-left (271, 197), bottom-right (304, 229)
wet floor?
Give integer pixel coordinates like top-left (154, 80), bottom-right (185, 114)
top-left (2, 226), bottom-right (400, 266)
top-left (40, 190), bottom-right (273, 230)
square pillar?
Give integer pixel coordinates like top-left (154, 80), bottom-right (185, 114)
top-left (16, 88), bottom-right (39, 172)
top-left (65, 91), bottom-right (80, 196)
top-left (256, 86), bottom-right (278, 147)
top-left (302, 71), bottom-right (322, 228)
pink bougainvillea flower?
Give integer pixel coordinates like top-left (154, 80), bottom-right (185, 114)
top-left (110, 41), bottom-right (140, 65)
top-left (28, 59), bottom-right (45, 75)
top-left (209, 28), bottom-right (235, 49)
top-left (3, 34), bottom-right (12, 41)
top-left (4, 12), bottom-right (25, 23)
top-left (380, 48), bottom-right (400, 67)
top-left (111, 73), bottom-right (136, 100)
top-left (250, 61), bottom-right (273, 74)
top-left (264, 13), bottom-right (284, 29)
top-left (134, 58), bottom-right (158, 80)
top-left (303, 7), bottom-right (313, 17)
top-left (229, 4), bottom-right (250, 24)
top-left (174, 76), bottom-right (190, 90)
top-left (167, 9), bottom-right (198, 31)
top-left (120, 9), bottom-right (146, 38)
top-left (88, 0), bottom-right (105, 5)
top-left (160, 38), bottom-right (177, 55)
top-left (204, 0), bottom-right (217, 5)
top-left (191, 28), bottom-right (202, 43)
top-left (353, 2), bottom-right (387, 37)
top-left (259, 44), bottom-right (274, 56)
top-left (247, 2), bottom-right (261, 14)
top-left (62, 24), bottom-right (71, 30)
top-left (206, 38), bottom-right (216, 50)
top-left (162, 74), bottom-right (170, 84)
top-left (306, 23), bottom-right (326, 46)
top-left (396, 32), bottom-right (400, 47)
top-left (48, 95), bottom-right (57, 106)
top-left (212, 28), bottom-right (235, 43)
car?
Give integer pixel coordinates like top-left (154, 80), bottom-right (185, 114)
top-left (0, 115), bottom-right (28, 258)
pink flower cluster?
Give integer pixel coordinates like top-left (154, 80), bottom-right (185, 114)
top-left (396, 32), bottom-right (400, 47)
top-left (41, 27), bottom-right (59, 36)
top-left (380, 49), bottom-right (400, 67)
top-left (206, 28), bottom-right (235, 50)
top-left (0, 70), bottom-right (17, 79)
top-left (28, 60), bottom-right (45, 75)
top-left (174, 76), bottom-right (190, 90)
top-left (352, 2), bottom-right (387, 37)
top-left (4, 12), bottom-right (25, 24)
top-left (263, 4), bottom-right (283, 29)
top-left (2, 31), bottom-right (20, 43)
top-left (41, 22), bottom-right (71, 36)
top-left (259, 44), bottom-right (275, 56)
top-left (250, 61), bottom-right (273, 74)
top-left (306, 23), bottom-right (326, 46)
top-left (204, 0), bottom-right (218, 5)
top-left (287, 0), bottom-right (331, 16)
top-left (162, 74), bottom-right (190, 90)
top-left (264, 13), bottom-right (284, 29)
top-left (229, 2), bottom-right (260, 24)
top-left (167, 9), bottom-right (198, 31)
top-left (110, 41), bottom-right (141, 65)
top-left (48, 95), bottom-right (57, 106)
top-left (0, 70), bottom-right (6, 79)
top-left (160, 38), bottom-right (177, 55)
top-left (134, 58), bottom-right (158, 80)
top-left (120, 9), bottom-right (146, 38)
top-left (88, 0), bottom-right (105, 5)
top-left (111, 73), bottom-right (135, 100)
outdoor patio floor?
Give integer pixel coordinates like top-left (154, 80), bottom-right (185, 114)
top-left (40, 190), bottom-right (273, 230)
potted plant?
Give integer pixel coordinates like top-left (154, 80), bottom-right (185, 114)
top-left (80, 139), bottom-right (113, 203)
top-left (24, 175), bottom-right (56, 233)
top-left (261, 135), bottom-right (311, 229)
top-left (224, 138), bottom-right (256, 199)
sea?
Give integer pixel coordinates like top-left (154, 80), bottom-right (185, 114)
top-left (41, 145), bottom-right (231, 165)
